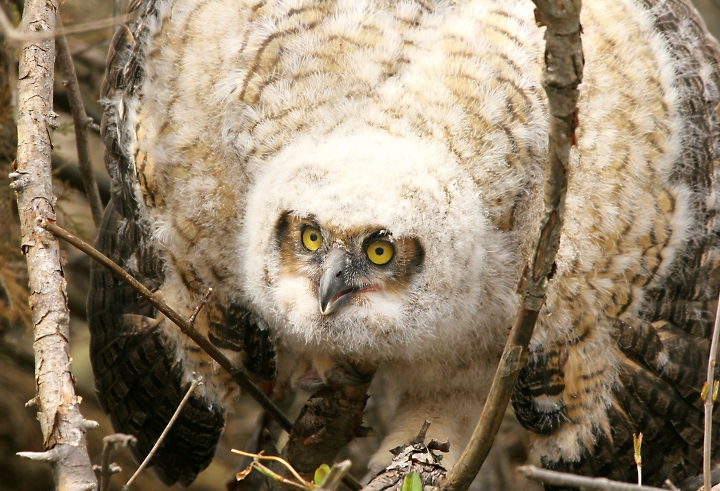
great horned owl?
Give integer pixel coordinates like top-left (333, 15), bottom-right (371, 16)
top-left (88, 0), bottom-right (720, 487)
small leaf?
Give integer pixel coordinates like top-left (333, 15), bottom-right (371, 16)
top-left (314, 464), bottom-right (332, 486)
top-left (702, 381), bottom-right (709, 401)
top-left (236, 465), bottom-right (253, 481)
top-left (400, 472), bottom-right (422, 491)
top-left (632, 433), bottom-right (642, 466)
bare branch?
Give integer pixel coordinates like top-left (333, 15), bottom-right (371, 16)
top-left (40, 219), bottom-right (294, 432)
top-left (123, 379), bottom-right (200, 490)
top-left (12, 0), bottom-right (97, 488)
top-left (518, 465), bottom-right (667, 491)
top-left (41, 217), bottom-right (366, 491)
top-left (0, 8), bottom-right (138, 43)
top-left (98, 434), bottom-right (137, 491)
top-left (188, 287), bottom-right (213, 325)
top-left (55, 20), bottom-right (104, 227)
top-left (441, 2), bottom-right (582, 490)
top-left (705, 294), bottom-right (720, 491)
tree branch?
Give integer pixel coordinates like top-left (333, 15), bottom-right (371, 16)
top-left (441, 2), bottom-right (583, 490)
top-left (42, 206), bottom-right (366, 491)
top-left (55, 20), bottom-right (103, 227)
top-left (40, 218), bottom-right (293, 431)
top-left (12, 0), bottom-right (97, 488)
top-left (518, 465), bottom-right (667, 491)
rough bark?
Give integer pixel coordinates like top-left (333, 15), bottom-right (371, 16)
top-left (11, 0), bottom-right (97, 489)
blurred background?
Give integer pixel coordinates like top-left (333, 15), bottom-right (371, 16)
top-left (0, 1), bottom-right (718, 490)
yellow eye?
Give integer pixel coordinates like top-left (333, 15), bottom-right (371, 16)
top-left (302, 227), bottom-right (323, 251)
top-left (366, 241), bottom-right (394, 265)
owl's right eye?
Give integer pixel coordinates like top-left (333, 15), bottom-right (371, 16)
top-left (302, 227), bottom-right (323, 251)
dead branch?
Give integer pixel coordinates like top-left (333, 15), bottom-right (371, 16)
top-left (40, 218), bottom-right (293, 431)
top-left (42, 219), bottom-right (367, 491)
top-left (123, 379), bottom-right (200, 490)
top-left (12, 0), bottom-right (97, 489)
top-left (55, 20), bottom-right (103, 227)
top-left (97, 433), bottom-right (136, 491)
top-left (0, 7), bottom-right (138, 43)
top-left (518, 465), bottom-right (667, 491)
top-left (440, 2), bottom-right (583, 490)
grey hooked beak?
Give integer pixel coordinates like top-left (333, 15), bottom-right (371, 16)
top-left (318, 249), bottom-right (357, 315)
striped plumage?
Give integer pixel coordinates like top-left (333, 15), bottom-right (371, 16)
top-left (88, 0), bottom-right (720, 487)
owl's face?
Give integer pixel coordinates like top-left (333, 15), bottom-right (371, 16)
top-left (239, 125), bottom-right (519, 363)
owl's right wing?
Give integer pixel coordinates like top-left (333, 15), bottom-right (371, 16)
top-left (87, 0), bottom-right (274, 485)
top-left (512, 0), bottom-right (720, 487)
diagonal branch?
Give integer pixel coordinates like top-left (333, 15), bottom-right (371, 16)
top-left (440, 2), bottom-right (583, 490)
top-left (41, 218), bottom-right (365, 491)
top-left (41, 218), bottom-right (293, 431)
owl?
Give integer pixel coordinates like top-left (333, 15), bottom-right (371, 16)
top-left (87, 0), bottom-right (720, 488)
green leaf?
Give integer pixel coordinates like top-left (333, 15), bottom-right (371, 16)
top-left (314, 464), bottom-right (332, 486)
top-left (400, 472), bottom-right (422, 491)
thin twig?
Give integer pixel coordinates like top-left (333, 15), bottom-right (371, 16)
top-left (634, 433), bottom-right (643, 486)
top-left (123, 379), bottom-right (200, 490)
top-left (231, 449), bottom-right (313, 489)
top-left (113, 0), bottom-right (121, 32)
top-left (0, 8), bottom-right (138, 43)
top-left (99, 434), bottom-right (136, 491)
top-left (188, 287), bottom-right (213, 325)
top-left (40, 218), bottom-right (294, 431)
top-left (55, 21), bottom-right (104, 227)
top-left (440, 2), bottom-right (582, 490)
top-left (518, 465), bottom-right (667, 491)
top-left (704, 294), bottom-right (720, 491)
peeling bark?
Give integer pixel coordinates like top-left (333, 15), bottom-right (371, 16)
top-left (12, 0), bottom-right (97, 489)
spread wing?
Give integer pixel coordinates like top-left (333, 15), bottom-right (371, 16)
top-left (87, 0), bottom-right (274, 484)
top-left (512, 0), bottom-right (720, 487)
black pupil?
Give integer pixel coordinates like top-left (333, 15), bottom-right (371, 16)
top-left (310, 232), bottom-right (318, 242)
top-left (375, 246), bottom-right (384, 256)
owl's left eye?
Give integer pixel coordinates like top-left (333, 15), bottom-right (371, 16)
top-left (366, 241), bottom-right (394, 265)
top-left (302, 227), bottom-right (323, 251)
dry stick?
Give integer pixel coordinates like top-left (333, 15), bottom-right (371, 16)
top-left (41, 220), bottom-right (364, 491)
top-left (123, 379), bottom-right (200, 490)
top-left (189, 287), bottom-right (213, 325)
top-left (55, 23), bottom-right (104, 227)
top-left (12, 0), bottom-right (98, 490)
top-left (704, 295), bottom-right (720, 491)
top-left (518, 465), bottom-right (667, 491)
top-left (41, 218), bottom-right (293, 431)
top-left (440, 2), bottom-right (583, 490)
top-left (0, 10), bottom-right (138, 42)
top-left (98, 433), bottom-right (136, 491)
